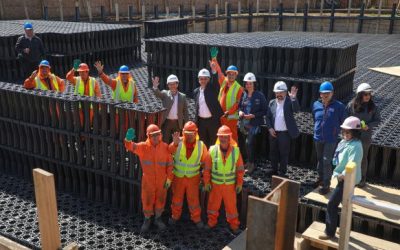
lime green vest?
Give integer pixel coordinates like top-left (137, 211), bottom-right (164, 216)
top-left (74, 77), bottom-right (95, 96)
top-left (209, 145), bottom-right (239, 185)
top-left (218, 80), bottom-right (241, 120)
top-left (113, 78), bottom-right (135, 102)
top-left (34, 74), bottom-right (59, 91)
top-left (173, 140), bottom-right (204, 178)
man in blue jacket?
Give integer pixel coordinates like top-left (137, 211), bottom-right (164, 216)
top-left (266, 81), bottom-right (300, 176)
top-left (312, 81), bottom-right (347, 195)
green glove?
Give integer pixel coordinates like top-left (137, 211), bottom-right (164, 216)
top-left (164, 179), bottom-right (172, 189)
top-left (210, 47), bottom-right (219, 59)
top-left (73, 59), bottom-right (81, 70)
top-left (235, 185), bottom-right (242, 194)
top-left (125, 128), bottom-right (136, 141)
top-left (361, 120), bottom-right (366, 129)
top-left (204, 183), bottom-right (212, 192)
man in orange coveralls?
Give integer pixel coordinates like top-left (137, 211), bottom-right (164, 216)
top-left (124, 124), bottom-right (174, 233)
top-left (168, 121), bottom-right (211, 228)
top-left (203, 125), bottom-right (244, 234)
top-left (23, 60), bottom-right (65, 92)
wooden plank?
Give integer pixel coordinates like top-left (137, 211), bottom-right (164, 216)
top-left (0, 236), bottom-right (30, 250)
top-left (63, 242), bottom-right (79, 250)
top-left (246, 196), bottom-right (278, 250)
top-left (33, 168), bottom-right (61, 250)
top-left (339, 162), bottom-right (356, 250)
top-left (303, 221), bottom-right (400, 250)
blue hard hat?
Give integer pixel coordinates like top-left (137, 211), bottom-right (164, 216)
top-left (226, 65), bottom-right (238, 72)
top-left (24, 22), bottom-right (33, 30)
top-left (119, 65), bottom-right (130, 73)
top-left (319, 81), bottom-right (334, 93)
top-left (39, 60), bottom-right (50, 68)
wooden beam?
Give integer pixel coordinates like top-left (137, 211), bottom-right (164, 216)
top-left (339, 162), bottom-right (356, 250)
top-left (33, 168), bottom-right (61, 250)
top-left (0, 236), bottom-right (30, 250)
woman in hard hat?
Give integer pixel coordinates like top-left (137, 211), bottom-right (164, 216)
top-left (346, 83), bottom-right (380, 188)
top-left (238, 72), bottom-right (267, 173)
top-left (319, 116), bottom-right (363, 240)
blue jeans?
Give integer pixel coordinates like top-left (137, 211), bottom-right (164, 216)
top-left (315, 141), bottom-right (337, 188)
top-left (245, 132), bottom-right (256, 163)
top-left (325, 181), bottom-right (344, 236)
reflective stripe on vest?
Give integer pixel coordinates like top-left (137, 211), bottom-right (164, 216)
top-left (209, 145), bottom-right (239, 185)
top-left (142, 160), bottom-right (172, 167)
top-left (218, 80), bottom-right (241, 120)
top-left (113, 78), bottom-right (135, 102)
top-left (34, 74), bottom-right (59, 91)
top-left (173, 140), bottom-right (203, 178)
top-left (74, 77), bottom-right (95, 96)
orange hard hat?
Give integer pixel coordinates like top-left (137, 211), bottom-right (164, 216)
top-left (146, 124), bottom-right (161, 135)
top-left (77, 63), bottom-right (89, 72)
top-left (183, 121), bottom-right (198, 134)
top-left (216, 125), bottom-right (232, 136)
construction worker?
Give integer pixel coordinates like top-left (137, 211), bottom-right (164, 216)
top-left (23, 60), bottom-right (65, 92)
top-left (203, 125), bottom-right (245, 234)
top-left (66, 63), bottom-right (101, 125)
top-left (210, 60), bottom-right (244, 142)
top-left (168, 121), bottom-right (211, 229)
top-left (94, 61), bottom-right (138, 103)
top-left (124, 124), bottom-right (174, 233)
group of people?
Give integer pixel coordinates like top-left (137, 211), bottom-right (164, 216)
top-left (18, 22), bottom-right (381, 237)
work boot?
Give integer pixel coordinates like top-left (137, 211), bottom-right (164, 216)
top-left (246, 163), bottom-right (255, 174)
top-left (140, 218), bottom-right (152, 233)
top-left (154, 216), bottom-right (166, 231)
top-left (230, 227), bottom-right (240, 235)
top-left (356, 180), bottom-right (366, 188)
top-left (195, 221), bottom-right (204, 229)
top-left (318, 187), bottom-right (330, 195)
top-left (318, 233), bottom-right (334, 240)
top-left (168, 217), bottom-right (177, 226)
top-left (204, 224), bottom-right (214, 231)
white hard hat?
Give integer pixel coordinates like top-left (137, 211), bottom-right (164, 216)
top-left (198, 68), bottom-right (211, 78)
top-left (340, 116), bottom-right (361, 130)
top-left (356, 83), bottom-right (373, 94)
top-left (243, 72), bottom-right (256, 82)
top-left (167, 74), bottom-right (179, 84)
top-left (273, 81), bottom-right (287, 92)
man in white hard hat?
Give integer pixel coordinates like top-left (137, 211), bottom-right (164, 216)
top-left (193, 68), bottom-right (224, 148)
top-left (266, 81), bottom-right (300, 176)
top-left (152, 74), bottom-right (189, 143)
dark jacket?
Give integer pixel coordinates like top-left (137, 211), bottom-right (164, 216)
top-left (153, 88), bottom-right (188, 129)
top-left (312, 99), bottom-right (347, 143)
top-left (193, 80), bottom-right (224, 123)
top-left (15, 35), bottom-right (45, 63)
top-left (266, 96), bottom-right (300, 139)
top-left (346, 102), bottom-right (380, 143)
top-left (239, 90), bottom-right (267, 127)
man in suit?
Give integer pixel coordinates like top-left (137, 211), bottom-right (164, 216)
top-left (266, 81), bottom-right (300, 176)
top-left (152, 75), bottom-right (189, 143)
top-left (193, 69), bottom-right (224, 148)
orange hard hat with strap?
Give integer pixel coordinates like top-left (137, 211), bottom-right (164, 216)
top-left (77, 63), bottom-right (89, 72)
top-left (146, 124), bottom-right (161, 136)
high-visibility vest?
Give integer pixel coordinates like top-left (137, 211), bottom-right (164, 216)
top-left (113, 77), bottom-right (135, 102)
top-left (34, 74), bottom-right (59, 91)
top-left (173, 140), bottom-right (204, 178)
top-left (209, 145), bottom-right (239, 185)
top-left (218, 80), bottom-right (241, 120)
top-left (74, 77), bottom-right (95, 97)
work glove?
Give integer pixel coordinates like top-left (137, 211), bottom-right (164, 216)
top-left (203, 183), bottom-right (212, 192)
top-left (73, 59), bottom-right (81, 71)
top-left (235, 185), bottom-right (242, 194)
top-left (361, 120), bottom-right (366, 129)
top-left (210, 47), bottom-right (219, 59)
top-left (125, 128), bottom-right (136, 141)
top-left (164, 179), bottom-right (172, 189)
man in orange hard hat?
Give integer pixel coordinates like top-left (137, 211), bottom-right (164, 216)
top-left (203, 125), bottom-right (244, 234)
top-left (66, 62), bottom-right (101, 125)
top-left (168, 121), bottom-right (211, 228)
top-left (124, 124), bottom-right (174, 233)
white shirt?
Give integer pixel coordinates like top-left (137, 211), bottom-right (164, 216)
top-left (198, 87), bottom-right (212, 118)
top-left (167, 92), bottom-right (179, 120)
top-left (274, 98), bottom-right (288, 131)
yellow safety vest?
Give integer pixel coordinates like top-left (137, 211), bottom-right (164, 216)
top-left (173, 140), bottom-right (204, 178)
top-left (209, 145), bottom-right (239, 185)
top-left (218, 80), bottom-right (241, 120)
top-left (113, 78), bottom-right (135, 102)
top-left (34, 74), bottom-right (59, 91)
top-left (74, 77), bottom-right (95, 96)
